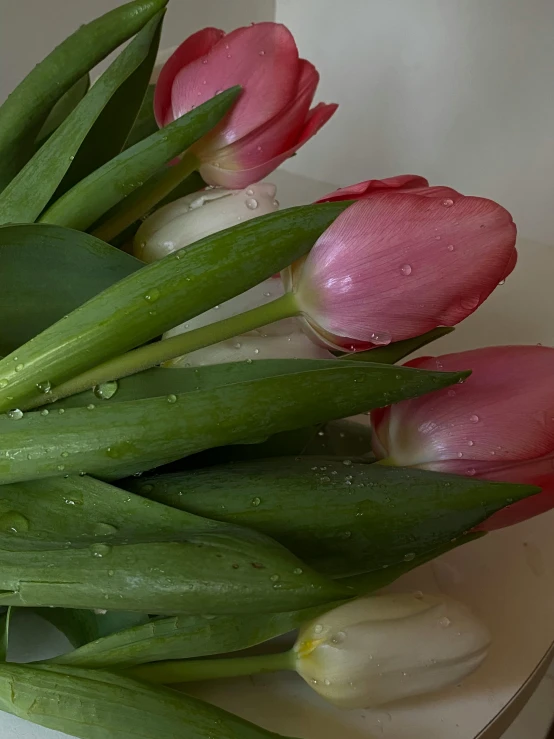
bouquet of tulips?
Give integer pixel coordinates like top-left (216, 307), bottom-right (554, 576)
top-left (0, 2), bottom-right (550, 737)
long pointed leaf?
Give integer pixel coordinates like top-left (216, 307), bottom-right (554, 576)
top-left (54, 17), bottom-right (163, 198)
top-left (342, 327), bottom-right (455, 364)
top-left (0, 224), bottom-right (141, 355)
top-left (0, 475), bottom-right (346, 613)
top-left (0, 663), bottom-right (292, 739)
top-left (0, 0), bottom-right (168, 191)
top-left (35, 75), bottom-right (91, 146)
top-left (0, 203), bottom-right (349, 412)
top-left (128, 458), bottom-right (537, 577)
top-left (0, 362), bottom-right (466, 483)
top-left (35, 608), bottom-right (148, 650)
top-left (39, 87), bottom-right (240, 231)
top-left (0, 13), bottom-right (165, 225)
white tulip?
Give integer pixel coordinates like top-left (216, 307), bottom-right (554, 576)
top-left (294, 593), bottom-right (491, 709)
top-left (134, 183), bottom-right (280, 263)
top-left (164, 278), bottom-right (334, 367)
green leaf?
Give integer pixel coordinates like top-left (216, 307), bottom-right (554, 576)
top-left (0, 224), bottom-right (141, 356)
top-left (0, 361), bottom-right (466, 483)
top-left (0, 202), bottom-right (350, 411)
top-left (0, 663), bottom-right (289, 739)
top-left (49, 606), bottom-right (332, 669)
top-left (0, 0), bottom-right (169, 192)
top-left (39, 87), bottom-right (240, 232)
top-left (0, 475), bottom-right (346, 613)
top-left (35, 75), bottom-right (91, 146)
top-left (35, 609), bottom-right (149, 649)
top-left (54, 17), bottom-right (163, 198)
top-left (0, 608), bottom-right (10, 661)
top-left (343, 326), bottom-right (455, 364)
top-left (0, 13), bottom-right (166, 226)
top-left (123, 84), bottom-right (158, 149)
top-left (128, 457), bottom-right (537, 577)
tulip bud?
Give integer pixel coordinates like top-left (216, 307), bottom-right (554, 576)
top-left (294, 593), bottom-right (490, 709)
top-left (371, 345), bottom-right (554, 529)
top-left (154, 24), bottom-right (337, 188)
top-left (285, 179), bottom-right (517, 351)
top-left (134, 183), bottom-right (280, 263)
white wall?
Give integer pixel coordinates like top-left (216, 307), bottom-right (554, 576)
top-left (276, 0), bottom-right (554, 245)
top-left (0, 0), bottom-right (274, 100)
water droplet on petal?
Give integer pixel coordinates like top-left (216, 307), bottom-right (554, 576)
top-left (457, 451), bottom-right (463, 458)
top-left (470, 414), bottom-right (479, 423)
top-left (7, 409), bottom-right (23, 420)
top-left (442, 198), bottom-right (454, 207)
top-left (460, 295), bottom-right (480, 311)
top-left (246, 198), bottom-right (258, 210)
top-left (447, 244), bottom-right (455, 252)
top-left (323, 678), bottom-right (331, 686)
top-left (370, 331), bottom-right (392, 346)
top-left (234, 342), bottom-right (242, 349)
top-left (313, 624), bottom-right (324, 634)
top-left (331, 631), bottom-right (346, 645)
top-left (202, 58), bottom-right (208, 64)
top-left (273, 199), bottom-right (280, 207)
top-left (439, 616), bottom-right (451, 627)
top-left (245, 188), bottom-right (255, 196)
top-left (435, 235), bottom-right (441, 241)
top-left (447, 389), bottom-right (457, 397)
top-left (400, 264), bottom-right (412, 276)
top-left (468, 440), bottom-right (474, 446)
top-left (498, 279), bottom-right (505, 286)
top-left (253, 348), bottom-right (260, 355)
top-left (259, 50), bottom-right (266, 56)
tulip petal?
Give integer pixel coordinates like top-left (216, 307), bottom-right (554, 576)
top-left (170, 23), bottom-right (300, 145)
top-left (200, 102), bottom-right (338, 188)
top-left (154, 28), bottom-right (225, 127)
top-left (318, 175), bottom-right (431, 203)
top-left (206, 59), bottom-right (320, 170)
top-left (374, 346), bottom-right (554, 467)
top-left (296, 193), bottom-right (516, 345)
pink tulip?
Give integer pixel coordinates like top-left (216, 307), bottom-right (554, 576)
top-left (285, 176), bottom-right (517, 350)
top-left (371, 345), bottom-right (554, 529)
top-left (154, 23), bottom-right (337, 188)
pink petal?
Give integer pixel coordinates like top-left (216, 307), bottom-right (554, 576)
top-left (295, 193), bottom-right (516, 344)
top-left (171, 23), bottom-right (300, 145)
top-left (200, 102), bottom-right (337, 188)
top-left (318, 175), bottom-right (430, 203)
top-left (373, 346), bottom-right (554, 467)
top-left (154, 28), bottom-right (225, 127)
top-left (206, 59), bottom-right (320, 170)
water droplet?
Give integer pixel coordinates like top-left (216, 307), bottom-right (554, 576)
top-left (37, 381), bottom-right (52, 394)
top-left (0, 511), bottom-right (29, 533)
top-left (93, 522), bottom-right (118, 536)
top-left (468, 440), bottom-right (474, 446)
top-left (470, 414), bottom-right (479, 423)
top-left (259, 50), bottom-right (266, 56)
top-left (233, 342), bottom-right (242, 349)
top-left (442, 198), bottom-right (454, 207)
top-left (330, 631), bottom-right (346, 645)
top-left (253, 348), bottom-right (260, 355)
top-left (293, 567), bottom-right (303, 575)
top-left (14, 364), bottom-right (23, 372)
top-left (457, 451), bottom-right (463, 458)
top-left (323, 678), bottom-right (331, 686)
top-left (202, 58), bottom-right (208, 64)
top-left (94, 381), bottom-right (118, 400)
top-left (270, 574), bottom-right (280, 582)
top-left (439, 616), bottom-right (451, 628)
top-left (467, 468), bottom-right (476, 476)
top-left (339, 530), bottom-right (352, 539)
top-left (400, 264), bottom-right (412, 276)
top-left (435, 235), bottom-right (441, 241)
top-left (344, 479), bottom-right (352, 486)
top-left (246, 198), bottom-right (258, 210)
top-left (57, 465), bottom-right (65, 472)
top-left (144, 288), bottom-right (160, 303)
top-left (317, 430), bottom-right (325, 437)
top-left (273, 199), bottom-right (280, 207)
top-left (90, 543), bottom-right (112, 558)
top-left (343, 459), bottom-right (352, 466)
top-left (7, 409), bottom-right (23, 420)
top-left (447, 389), bottom-right (456, 397)
top-left (87, 403), bottom-right (95, 410)
top-left (40, 409), bottom-right (49, 416)
top-left (460, 295), bottom-right (480, 311)
top-left (263, 291), bottom-right (272, 298)
top-left (447, 244), bottom-right (455, 252)
top-left (167, 394), bottom-right (177, 404)
top-left (245, 188), bottom-right (255, 196)
top-left (414, 590), bottom-right (424, 599)
top-left (498, 279), bottom-right (505, 286)
top-left (313, 624), bottom-right (323, 634)
top-left (251, 497), bottom-right (261, 507)
top-left (61, 451), bottom-right (69, 458)
top-left (58, 408), bottom-right (65, 415)
top-left (256, 145), bottom-right (263, 152)
top-left (370, 331), bottom-right (392, 346)
top-left (0, 379), bottom-right (7, 389)
top-left (108, 569), bottom-right (115, 577)
top-left (403, 552), bottom-right (416, 561)
top-left (245, 358), bottom-right (253, 364)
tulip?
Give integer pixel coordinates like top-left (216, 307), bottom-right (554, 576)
top-left (134, 182), bottom-right (280, 263)
top-left (371, 345), bottom-right (554, 529)
top-left (294, 593), bottom-right (490, 708)
top-left (154, 23), bottom-right (337, 188)
top-left (127, 593), bottom-right (490, 710)
top-left (284, 177), bottom-right (517, 350)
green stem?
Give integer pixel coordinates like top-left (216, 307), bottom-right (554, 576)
top-left (124, 650), bottom-right (296, 685)
top-left (92, 150), bottom-right (200, 243)
top-left (26, 292), bottom-right (299, 408)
